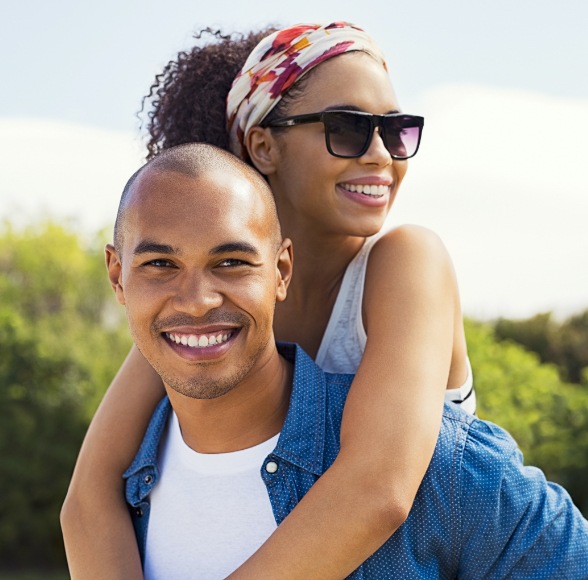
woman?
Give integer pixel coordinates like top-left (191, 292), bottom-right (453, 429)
top-left (62, 22), bottom-right (475, 579)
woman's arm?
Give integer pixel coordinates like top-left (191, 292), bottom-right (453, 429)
top-left (61, 345), bottom-right (166, 580)
top-left (229, 225), bottom-right (460, 579)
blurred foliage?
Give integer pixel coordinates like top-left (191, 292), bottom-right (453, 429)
top-left (494, 310), bottom-right (588, 384)
top-left (0, 220), bottom-right (131, 569)
top-left (0, 219), bottom-right (586, 571)
top-left (466, 319), bottom-right (588, 515)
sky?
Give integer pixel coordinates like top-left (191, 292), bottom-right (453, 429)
top-left (1, 0), bottom-right (587, 319)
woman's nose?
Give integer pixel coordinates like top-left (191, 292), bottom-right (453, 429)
top-left (360, 127), bottom-right (392, 166)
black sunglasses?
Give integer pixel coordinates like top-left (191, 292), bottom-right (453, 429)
top-left (262, 110), bottom-right (424, 160)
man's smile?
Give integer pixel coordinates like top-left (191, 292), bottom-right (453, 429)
top-left (161, 327), bottom-right (242, 362)
top-left (164, 329), bottom-right (236, 348)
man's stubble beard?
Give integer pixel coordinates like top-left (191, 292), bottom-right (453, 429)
top-left (139, 328), bottom-right (272, 400)
top-left (154, 355), bottom-right (259, 399)
top-left (130, 305), bottom-right (275, 400)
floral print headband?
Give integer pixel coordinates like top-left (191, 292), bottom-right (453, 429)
top-left (226, 22), bottom-right (387, 160)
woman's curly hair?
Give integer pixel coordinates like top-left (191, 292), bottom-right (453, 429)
top-left (140, 27), bottom-right (278, 160)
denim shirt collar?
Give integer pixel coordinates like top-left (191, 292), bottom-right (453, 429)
top-left (123, 396), bottom-right (170, 505)
top-left (271, 342), bottom-right (327, 476)
top-left (124, 342), bottom-right (327, 504)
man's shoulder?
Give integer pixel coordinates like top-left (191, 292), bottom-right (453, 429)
top-left (427, 405), bottom-right (588, 576)
top-left (427, 403), bottom-right (522, 487)
top-left (438, 403), bottom-right (519, 457)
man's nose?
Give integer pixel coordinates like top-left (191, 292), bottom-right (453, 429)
top-left (171, 273), bottom-right (224, 317)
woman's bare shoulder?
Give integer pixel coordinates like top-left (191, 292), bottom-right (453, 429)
top-left (369, 224), bottom-right (455, 275)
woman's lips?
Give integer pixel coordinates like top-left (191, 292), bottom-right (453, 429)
top-left (339, 183), bottom-right (390, 197)
top-left (337, 182), bottom-right (391, 207)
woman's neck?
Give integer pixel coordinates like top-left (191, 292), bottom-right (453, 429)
top-left (280, 215), bottom-right (366, 291)
top-left (274, 221), bottom-right (367, 357)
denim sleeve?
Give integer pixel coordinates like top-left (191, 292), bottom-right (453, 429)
top-left (458, 419), bottom-right (588, 578)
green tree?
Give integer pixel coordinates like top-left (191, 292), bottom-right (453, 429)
top-left (494, 310), bottom-right (588, 384)
top-left (0, 220), bottom-right (131, 570)
top-left (467, 319), bottom-right (588, 514)
top-left (1, 219), bottom-right (586, 570)
top-left (555, 310), bottom-right (588, 384)
top-left (494, 312), bottom-right (554, 362)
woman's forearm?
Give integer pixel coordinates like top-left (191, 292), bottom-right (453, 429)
top-left (61, 345), bottom-right (165, 579)
top-left (227, 447), bottom-right (413, 579)
top-left (61, 487), bottom-right (143, 580)
top-left (227, 378), bottom-right (443, 580)
top-left (229, 227), bottom-right (456, 578)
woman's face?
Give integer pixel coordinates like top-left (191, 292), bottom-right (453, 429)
top-left (265, 52), bottom-right (408, 239)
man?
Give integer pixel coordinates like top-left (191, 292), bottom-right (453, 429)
top-left (109, 143), bottom-right (588, 578)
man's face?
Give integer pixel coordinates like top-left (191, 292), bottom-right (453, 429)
top-left (107, 166), bottom-right (291, 399)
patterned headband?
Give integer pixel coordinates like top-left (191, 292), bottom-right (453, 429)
top-left (226, 22), bottom-right (387, 160)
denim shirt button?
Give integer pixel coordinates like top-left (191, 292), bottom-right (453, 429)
top-left (144, 475), bottom-right (153, 485)
top-left (135, 507), bottom-right (144, 517)
top-left (265, 461), bottom-right (278, 474)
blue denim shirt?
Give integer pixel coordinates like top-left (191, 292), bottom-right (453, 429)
top-left (125, 343), bottom-right (588, 578)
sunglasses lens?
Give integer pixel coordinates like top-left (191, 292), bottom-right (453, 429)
top-left (324, 112), bottom-right (372, 157)
top-left (323, 112), bottom-right (422, 159)
top-left (382, 117), bottom-right (422, 159)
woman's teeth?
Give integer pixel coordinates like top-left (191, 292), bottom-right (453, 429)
top-left (341, 184), bottom-right (389, 197)
top-left (165, 331), bottom-right (233, 348)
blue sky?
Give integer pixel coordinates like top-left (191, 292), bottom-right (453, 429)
top-left (2, 0), bottom-right (587, 318)
top-left (3, 0), bottom-right (587, 130)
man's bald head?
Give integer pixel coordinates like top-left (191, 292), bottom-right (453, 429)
top-left (114, 143), bottom-right (281, 254)
top-left (105, 141), bottom-right (294, 406)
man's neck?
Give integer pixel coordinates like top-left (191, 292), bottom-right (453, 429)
top-left (166, 349), bottom-right (293, 454)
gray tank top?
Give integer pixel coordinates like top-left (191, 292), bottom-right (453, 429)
top-left (315, 233), bottom-right (476, 414)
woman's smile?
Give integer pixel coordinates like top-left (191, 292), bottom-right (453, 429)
top-left (337, 182), bottom-right (390, 207)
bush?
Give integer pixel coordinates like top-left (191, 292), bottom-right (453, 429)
top-left (0, 221), bottom-right (131, 568)
top-left (467, 319), bottom-right (588, 515)
top-left (494, 310), bottom-right (588, 384)
top-left (1, 220), bottom-right (586, 568)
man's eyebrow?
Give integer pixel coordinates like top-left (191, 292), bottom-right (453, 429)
top-left (209, 242), bottom-right (260, 256)
top-left (133, 241), bottom-right (179, 255)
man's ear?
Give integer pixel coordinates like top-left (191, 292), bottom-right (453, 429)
top-left (275, 238), bottom-right (293, 303)
top-left (105, 244), bottom-right (126, 305)
top-left (246, 126), bottom-right (280, 176)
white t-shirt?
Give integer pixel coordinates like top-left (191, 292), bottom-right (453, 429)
top-left (144, 412), bottom-right (279, 580)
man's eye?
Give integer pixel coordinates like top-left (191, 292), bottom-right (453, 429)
top-left (218, 258), bottom-right (248, 267)
top-left (144, 259), bottom-right (173, 268)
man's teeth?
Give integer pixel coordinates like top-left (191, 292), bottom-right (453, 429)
top-left (165, 331), bottom-right (233, 348)
top-left (341, 184), bottom-right (389, 196)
